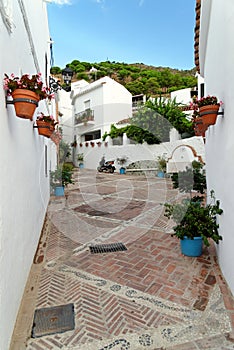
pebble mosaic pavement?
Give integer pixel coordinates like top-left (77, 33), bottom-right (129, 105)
top-left (11, 169), bottom-right (234, 350)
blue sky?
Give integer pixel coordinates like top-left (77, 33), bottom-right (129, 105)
top-left (47, 0), bottom-right (196, 70)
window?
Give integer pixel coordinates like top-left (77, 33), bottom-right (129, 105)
top-left (84, 100), bottom-right (90, 110)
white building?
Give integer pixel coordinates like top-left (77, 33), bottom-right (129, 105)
top-left (72, 76), bottom-right (132, 145)
top-left (196, 0), bottom-right (234, 295)
top-left (0, 1), bottom-right (56, 349)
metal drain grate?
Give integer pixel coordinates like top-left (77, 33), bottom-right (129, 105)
top-left (89, 242), bottom-right (127, 254)
top-left (31, 303), bottom-right (75, 338)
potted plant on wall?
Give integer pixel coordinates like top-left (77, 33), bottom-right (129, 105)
top-left (164, 190), bottom-right (223, 257)
top-left (3, 73), bottom-right (53, 120)
top-left (36, 113), bottom-right (58, 138)
top-left (191, 95), bottom-right (223, 130)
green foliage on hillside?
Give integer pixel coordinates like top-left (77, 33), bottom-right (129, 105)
top-left (50, 60), bottom-right (196, 96)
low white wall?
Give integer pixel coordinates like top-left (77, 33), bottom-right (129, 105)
top-left (73, 136), bottom-right (205, 173)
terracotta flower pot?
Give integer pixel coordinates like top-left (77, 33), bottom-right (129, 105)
top-left (199, 104), bottom-right (220, 126)
top-left (194, 116), bottom-right (207, 137)
top-left (12, 89), bottom-right (40, 120)
top-left (37, 120), bottom-right (54, 138)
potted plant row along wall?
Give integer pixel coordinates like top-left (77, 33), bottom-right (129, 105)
top-left (3, 73), bottom-right (53, 120)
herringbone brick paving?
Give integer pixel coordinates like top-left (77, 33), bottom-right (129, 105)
top-left (10, 170), bottom-right (234, 350)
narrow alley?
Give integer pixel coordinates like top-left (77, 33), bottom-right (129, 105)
top-left (11, 169), bottom-right (234, 350)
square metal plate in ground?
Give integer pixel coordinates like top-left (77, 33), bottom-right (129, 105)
top-left (89, 242), bottom-right (127, 254)
top-left (31, 303), bottom-right (75, 338)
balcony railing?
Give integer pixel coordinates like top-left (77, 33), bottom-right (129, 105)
top-left (74, 109), bottom-right (94, 125)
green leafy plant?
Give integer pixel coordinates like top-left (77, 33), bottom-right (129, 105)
top-left (164, 191), bottom-right (223, 246)
top-left (117, 156), bottom-right (128, 168)
top-left (145, 96), bottom-right (194, 137)
top-left (171, 160), bottom-right (206, 195)
top-left (102, 124), bottom-right (160, 144)
top-left (50, 163), bottom-right (74, 188)
top-left (157, 156), bottom-right (167, 172)
top-left (37, 112), bottom-right (58, 127)
top-left (77, 153), bottom-right (84, 162)
top-left (59, 140), bottom-right (71, 164)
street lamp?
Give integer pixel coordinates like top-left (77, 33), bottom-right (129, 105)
top-left (62, 65), bottom-right (74, 91)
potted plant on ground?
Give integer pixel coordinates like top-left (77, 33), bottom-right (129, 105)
top-left (50, 163), bottom-right (74, 196)
top-left (117, 156), bottom-right (128, 174)
top-left (77, 153), bottom-right (84, 168)
top-left (156, 155), bottom-right (167, 178)
top-left (164, 190), bottom-right (223, 257)
top-left (4, 73), bottom-right (53, 120)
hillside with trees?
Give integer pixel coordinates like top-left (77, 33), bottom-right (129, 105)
top-left (51, 60), bottom-right (197, 97)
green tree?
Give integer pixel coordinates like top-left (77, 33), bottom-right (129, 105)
top-left (131, 106), bottom-right (172, 142)
top-left (50, 66), bottom-right (61, 75)
top-left (146, 96), bottom-right (194, 136)
top-left (144, 77), bottom-right (160, 96)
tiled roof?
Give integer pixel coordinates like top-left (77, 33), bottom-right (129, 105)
top-left (194, 0), bottom-right (201, 73)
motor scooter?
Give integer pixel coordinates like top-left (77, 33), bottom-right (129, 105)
top-left (97, 160), bottom-right (115, 173)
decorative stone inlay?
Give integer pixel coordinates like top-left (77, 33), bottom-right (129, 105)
top-left (139, 334), bottom-right (153, 346)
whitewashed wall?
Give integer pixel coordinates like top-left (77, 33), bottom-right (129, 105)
top-left (200, 0), bottom-right (234, 295)
top-left (171, 88), bottom-right (192, 104)
top-left (73, 136), bottom-right (205, 172)
top-left (0, 1), bottom-right (54, 349)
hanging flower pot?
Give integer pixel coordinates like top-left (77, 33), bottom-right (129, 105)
top-left (199, 104), bottom-right (220, 126)
top-left (36, 120), bottom-right (53, 138)
top-left (36, 113), bottom-right (57, 138)
top-left (12, 89), bottom-right (40, 120)
top-left (194, 116), bottom-right (207, 137)
top-left (4, 73), bottom-right (53, 120)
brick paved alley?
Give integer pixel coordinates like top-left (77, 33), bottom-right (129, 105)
top-left (10, 169), bottom-right (234, 350)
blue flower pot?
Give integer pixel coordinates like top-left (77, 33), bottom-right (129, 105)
top-left (180, 236), bottom-right (203, 257)
top-left (119, 167), bottom-right (126, 174)
top-left (157, 171), bottom-right (165, 178)
top-left (79, 163), bottom-right (84, 169)
top-left (54, 186), bottom-right (64, 196)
